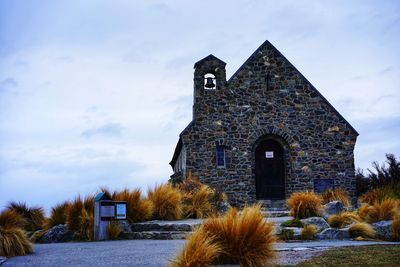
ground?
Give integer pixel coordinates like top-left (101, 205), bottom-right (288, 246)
top-left (3, 240), bottom-right (400, 267)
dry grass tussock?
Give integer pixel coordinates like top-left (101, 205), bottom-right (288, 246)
top-left (301, 224), bottom-right (318, 240)
top-left (148, 183), bottom-right (182, 220)
top-left (202, 204), bottom-right (276, 266)
top-left (182, 185), bottom-right (215, 219)
top-left (287, 191), bottom-right (323, 219)
top-left (321, 188), bottom-right (350, 207)
top-left (114, 188), bottom-right (153, 223)
top-left (169, 226), bottom-right (222, 267)
top-left (46, 201), bottom-right (69, 229)
top-left (349, 222), bottom-right (375, 238)
top-left (6, 201), bottom-right (45, 232)
top-left (107, 222), bottom-right (122, 240)
top-left (328, 212), bottom-right (361, 228)
top-left (66, 196), bottom-right (84, 232)
top-left (65, 195), bottom-right (94, 240)
top-left (0, 210), bottom-right (33, 257)
top-left (359, 183), bottom-right (400, 205)
top-left (358, 198), bottom-right (399, 223)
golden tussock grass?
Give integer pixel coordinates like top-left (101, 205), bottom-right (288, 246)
top-left (349, 222), bottom-right (376, 238)
top-left (321, 188), bottom-right (350, 207)
top-left (359, 184), bottom-right (400, 205)
top-left (46, 201), bottom-right (69, 229)
top-left (328, 212), bottom-right (361, 228)
top-left (66, 196), bottom-right (84, 232)
top-left (182, 185), bottom-right (215, 219)
top-left (201, 204), bottom-right (276, 266)
top-left (0, 210), bottom-right (33, 257)
top-left (301, 224), bottom-right (318, 240)
top-left (392, 216), bottom-right (400, 241)
top-left (148, 183), bottom-right (182, 220)
top-left (78, 208), bottom-right (93, 241)
top-left (169, 226), bottom-right (221, 267)
top-left (114, 189), bottom-right (153, 223)
top-left (287, 191), bottom-right (323, 219)
top-left (358, 198), bottom-right (399, 223)
top-left (6, 201), bottom-right (45, 232)
top-left (107, 222), bottom-right (121, 240)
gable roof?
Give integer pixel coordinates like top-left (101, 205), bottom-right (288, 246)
top-left (229, 40), bottom-right (359, 136)
top-left (194, 54), bottom-right (226, 69)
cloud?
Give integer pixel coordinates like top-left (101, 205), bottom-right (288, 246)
top-left (81, 123), bottom-right (124, 138)
top-left (0, 78), bottom-right (17, 91)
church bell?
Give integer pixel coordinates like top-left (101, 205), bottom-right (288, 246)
top-left (205, 77), bottom-right (216, 89)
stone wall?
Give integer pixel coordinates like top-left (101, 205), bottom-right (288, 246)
top-left (177, 41), bottom-right (357, 207)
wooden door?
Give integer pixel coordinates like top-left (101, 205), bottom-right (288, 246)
top-left (255, 139), bottom-right (285, 199)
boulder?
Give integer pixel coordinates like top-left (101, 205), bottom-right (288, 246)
top-left (372, 220), bottom-right (393, 241)
top-left (300, 217), bottom-right (330, 232)
top-left (316, 227), bottom-right (350, 240)
top-left (0, 256), bottom-right (6, 265)
top-left (276, 227), bottom-right (302, 239)
top-left (323, 201), bottom-right (345, 218)
top-left (40, 224), bottom-right (74, 243)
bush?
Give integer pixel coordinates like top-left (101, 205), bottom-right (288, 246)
top-left (358, 199), bottom-right (399, 223)
top-left (367, 154), bottom-right (400, 188)
top-left (359, 184), bottom-right (400, 204)
top-left (182, 185), bottom-right (215, 219)
top-left (392, 216), bottom-right (400, 241)
top-left (287, 191), bottom-right (323, 219)
top-left (107, 222), bottom-right (121, 240)
top-left (46, 201), bottom-right (69, 229)
top-left (201, 205), bottom-right (276, 266)
top-left (6, 201), bottom-right (45, 232)
top-left (328, 212), bottom-right (361, 228)
top-left (281, 219), bottom-right (303, 228)
top-left (170, 226), bottom-right (222, 267)
top-left (114, 189), bottom-right (153, 223)
top-left (301, 224), bottom-right (317, 240)
top-left (349, 222), bottom-right (375, 238)
top-left (148, 183), bottom-right (182, 220)
top-left (321, 188), bottom-right (350, 207)
top-left (0, 210), bottom-right (33, 257)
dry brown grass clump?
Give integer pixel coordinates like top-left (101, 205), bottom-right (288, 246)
top-left (358, 198), bottom-right (399, 223)
top-left (201, 204), bottom-right (276, 266)
top-left (66, 196), bottom-right (84, 232)
top-left (321, 188), bottom-right (350, 207)
top-left (65, 195), bottom-right (94, 240)
top-left (78, 209), bottom-right (93, 241)
top-left (107, 222), bottom-right (122, 240)
top-left (359, 184), bottom-right (400, 205)
top-left (0, 210), bottom-right (33, 257)
top-left (169, 226), bottom-right (221, 267)
top-left (328, 212), bottom-right (361, 228)
top-left (392, 216), bottom-right (400, 241)
top-left (349, 222), bottom-right (375, 238)
top-left (182, 185), bottom-right (215, 219)
top-left (287, 191), bottom-right (323, 219)
top-left (114, 188), bottom-right (153, 223)
top-left (148, 183), bottom-right (182, 220)
top-left (301, 224), bottom-right (318, 240)
top-left (6, 201), bottom-right (45, 232)
top-left (46, 201), bottom-right (69, 229)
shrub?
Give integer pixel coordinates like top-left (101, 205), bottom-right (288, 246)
top-left (66, 196), bottom-right (84, 232)
top-left (6, 201), bottom-right (45, 232)
top-left (107, 222), bottom-right (121, 240)
top-left (287, 191), bottom-right (323, 219)
top-left (349, 222), bottom-right (375, 238)
top-left (148, 183), bottom-right (182, 220)
top-left (0, 210), bottom-right (33, 257)
top-left (358, 199), bottom-right (399, 223)
top-left (392, 216), bottom-right (400, 241)
top-left (301, 224), bottom-right (317, 240)
top-left (176, 172), bottom-right (203, 193)
top-left (321, 188), bottom-right (350, 207)
top-left (114, 189), bottom-right (153, 223)
top-left (360, 184), bottom-right (400, 204)
top-left (201, 205), bottom-right (276, 266)
top-left (328, 212), bottom-right (361, 228)
top-left (170, 226), bottom-right (221, 267)
top-left (46, 201), bottom-right (69, 229)
top-left (182, 185), bottom-right (215, 219)
top-left (281, 219), bottom-right (303, 228)
top-left (367, 154), bottom-right (400, 188)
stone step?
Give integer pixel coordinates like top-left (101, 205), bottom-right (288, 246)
top-left (123, 231), bottom-right (191, 240)
top-left (132, 219), bottom-right (202, 232)
top-left (262, 210), bottom-right (291, 217)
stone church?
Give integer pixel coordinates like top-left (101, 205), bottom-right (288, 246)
top-left (170, 40), bottom-right (358, 207)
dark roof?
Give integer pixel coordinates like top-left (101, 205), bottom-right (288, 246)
top-left (228, 40), bottom-right (359, 136)
top-left (169, 138), bottom-right (183, 167)
top-left (194, 54), bottom-right (226, 69)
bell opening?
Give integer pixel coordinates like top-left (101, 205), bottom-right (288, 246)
top-left (204, 73), bottom-right (216, 89)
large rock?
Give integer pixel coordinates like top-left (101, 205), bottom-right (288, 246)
top-left (323, 201), bottom-right (345, 218)
top-left (41, 224), bottom-right (74, 243)
top-left (316, 227), bottom-right (350, 240)
top-left (300, 217), bottom-right (330, 232)
top-left (372, 220), bottom-right (393, 241)
top-left (0, 256), bottom-right (6, 265)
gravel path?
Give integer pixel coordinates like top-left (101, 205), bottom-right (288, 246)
top-left (3, 240), bottom-right (400, 267)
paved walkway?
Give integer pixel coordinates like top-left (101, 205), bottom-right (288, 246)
top-left (3, 240), bottom-right (400, 267)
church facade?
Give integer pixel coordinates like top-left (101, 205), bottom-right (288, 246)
top-left (170, 40), bottom-right (358, 207)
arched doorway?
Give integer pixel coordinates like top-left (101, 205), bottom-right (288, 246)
top-left (255, 139), bottom-right (285, 199)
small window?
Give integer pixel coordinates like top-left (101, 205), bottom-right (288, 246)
top-left (216, 145), bottom-right (225, 167)
top-left (204, 73), bottom-right (216, 90)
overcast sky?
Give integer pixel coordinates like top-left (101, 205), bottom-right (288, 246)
top-left (0, 0), bottom-right (399, 211)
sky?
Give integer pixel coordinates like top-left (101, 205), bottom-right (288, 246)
top-left (0, 0), bottom-right (399, 212)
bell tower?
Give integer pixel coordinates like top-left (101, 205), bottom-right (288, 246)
top-left (193, 54), bottom-right (227, 120)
